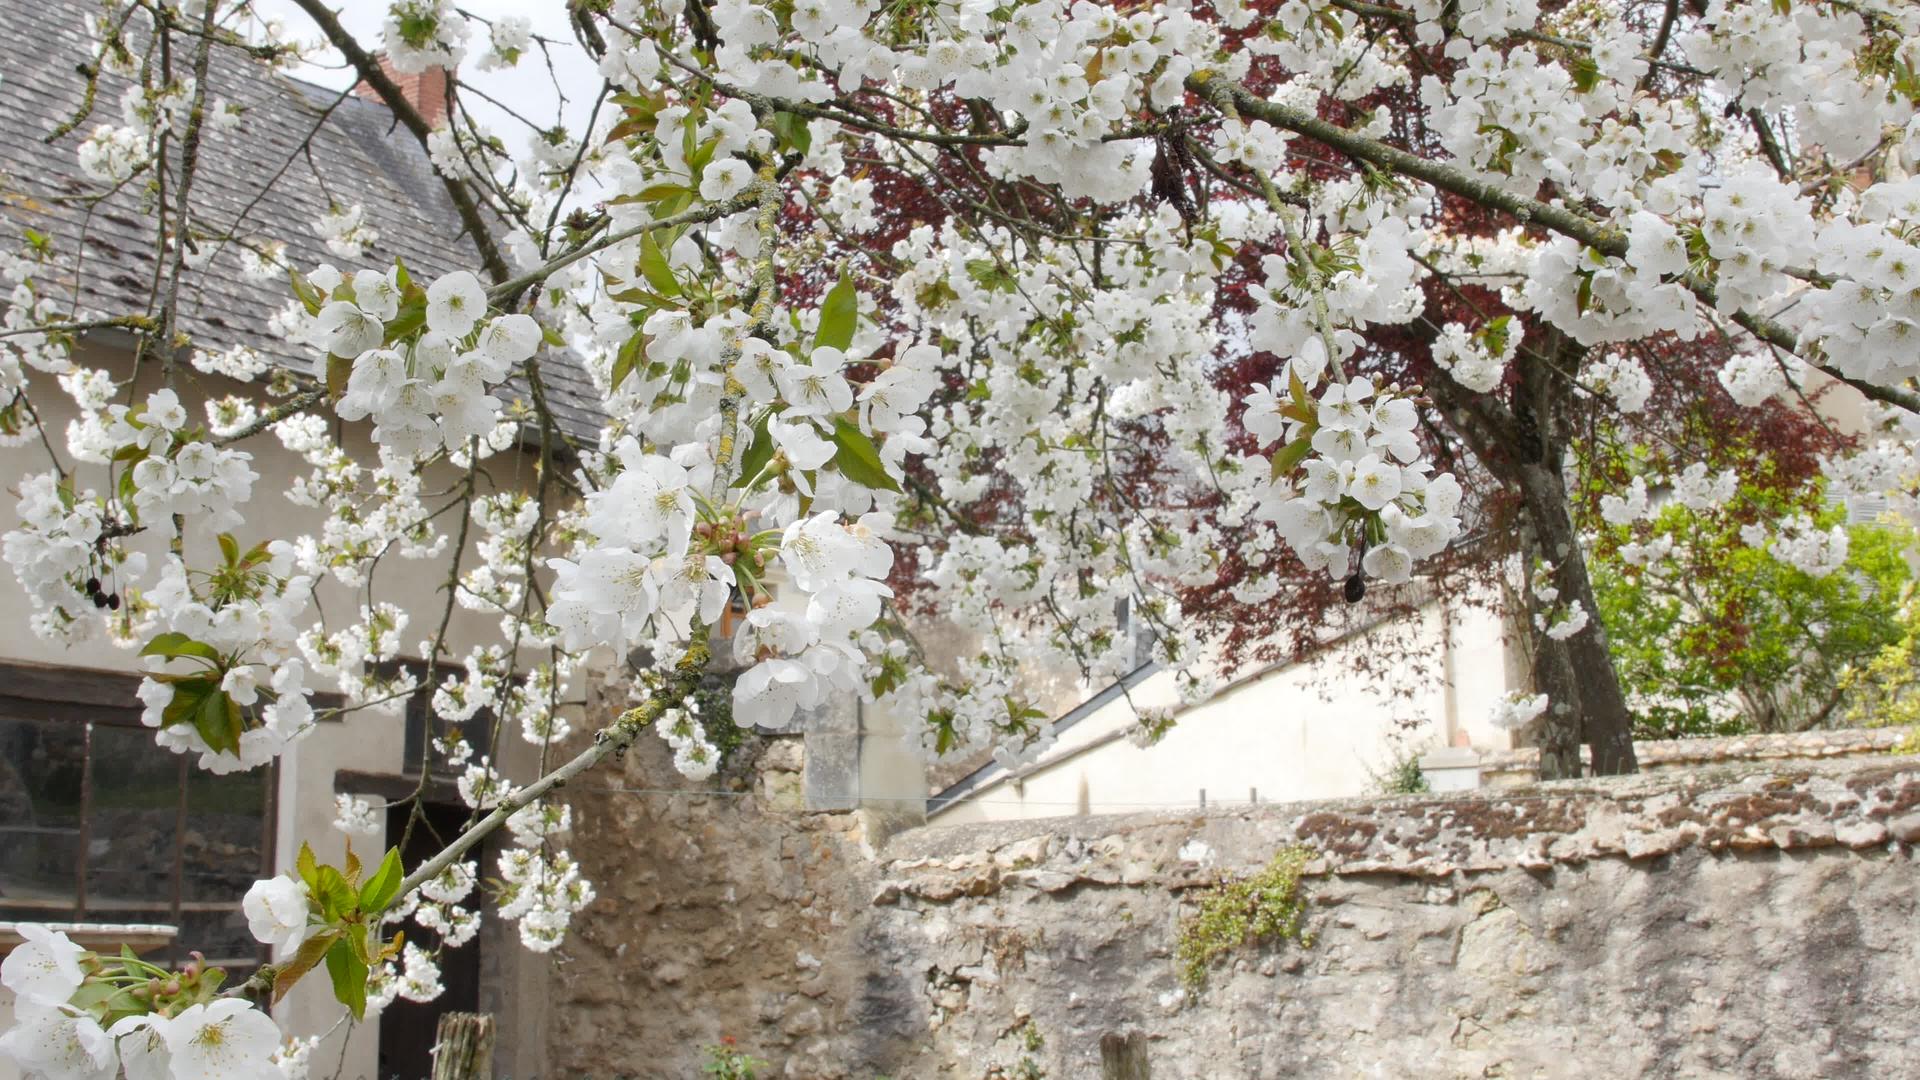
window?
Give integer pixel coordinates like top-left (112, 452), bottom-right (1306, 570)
top-left (0, 662), bottom-right (273, 971)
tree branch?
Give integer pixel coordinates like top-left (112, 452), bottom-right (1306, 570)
top-left (283, 0), bottom-right (513, 286)
top-left (1195, 75), bottom-right (1920, 417)
top-left (388, 635), bottom-right (713, 901)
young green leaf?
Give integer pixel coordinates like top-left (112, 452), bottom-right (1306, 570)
top-left (297, 843), bottom-right (320, 890)
top-left (612, 333), bottom-right (646, 391)
top-left (732, 410), bottom-right (777, 488)
top-left (324, 938), bottom-right (370, 1021)
top-left (640, 232), bottom-right (681, 298)
top-left (311, 865), bottom-right (355, 922)
top-left (815, 275), bottom-right (858, 353)
top-left (382, 299), bottom-right (427, 345)
top-left (1271, 436), bottom-right (1314, 479)
top-left (830, 416), bottom-right (902, 493)
top-left (140, 632), bottom-right (221, 664)
top-left (358, 847), bottom-right (405, 914)
top-left (273, 929), bottom-right (340, 1004)
top-left (326, 354), bottom-right (353, 403)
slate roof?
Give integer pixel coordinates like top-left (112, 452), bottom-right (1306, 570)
top-left (0, 2), bottom-right (604, 439)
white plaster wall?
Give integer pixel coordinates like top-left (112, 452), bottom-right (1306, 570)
top-left (0, 343), bottom-right (569, 1078)
top-left (932, 594), bottom-right (1520, 826)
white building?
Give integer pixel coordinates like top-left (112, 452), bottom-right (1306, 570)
top-left (930, 591), bottom-right (1524, 825)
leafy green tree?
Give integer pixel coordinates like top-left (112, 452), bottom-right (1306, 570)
top-left (1585, 463), bottom-right (1911, 736)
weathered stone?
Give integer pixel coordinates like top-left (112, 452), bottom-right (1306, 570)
top-left (548, 713), bottom-right (1920, 1080)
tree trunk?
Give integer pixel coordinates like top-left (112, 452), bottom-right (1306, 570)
top-left (1509, 330), bottom-right (1636, 775)
top-left (1516, 518), bottom-right (1584, 780)
top-left (1425, 329), bottom-right (1639, 777)
top-left (1514, 456), bottom-right (1638, 776)
top-left (429, 1012), bottom-right (496, 1080)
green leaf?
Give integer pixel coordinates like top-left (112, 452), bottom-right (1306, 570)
top-left (383, 299), bottom-right (426, 346)
top-left (312, 865), bottom-right (355, 922)
top-left (654, 188), bottom-right (694, 219)
top-left (289, 270), bottom-right (325, 316)
top-left (542, 324), bottom-right (567, 348)
top-left (687, 134), bottom-right (721, 175)
top-left (815, 275), bottom-right (858, 353)
top-left (829, 416), bottom-right (901, 493)
top-left (1270, 436), bottom-right (1314, 479)
top-left (326, 354), bottom-right (353, 403)
top-left (217, 533), bottom-right (240, 566)
top-left (274, 929), bottom-right (339, 1004)
top-left (1569, 53), bottom-right (1601, 94)
top-left (297, 843), bottom-right (320, 889)
top-left (159, 674), bottom-right (211, 727)
top-left (190, 686), bottom-right (242, 756)
top-left (1288, 365), bottom-right (1313, 412)
top-left (358, 847), bottom-right (405, 914)
top-left (140, 632), bottom-right (221, 664)
top-left (324, 938), bottom-right (370, 1021)
top-left (964, 258), bottom-right (1014, 293)
top-left (392, 257), bottom-right (413, 293)
top-left (1480, 315), bottom-right (1513, 358)
top-left (770, 111), bottom-right (812, 155)
top-left (732, 410), bottom-right (777, 488)
top-left (612, 333), bottom-right (646, 391)
top-left (632, 182), bottom-right (691, 204)
top-left (639, 232), bottom-right (681, 298)
top-left (347, 922), bottom-right (373, 965)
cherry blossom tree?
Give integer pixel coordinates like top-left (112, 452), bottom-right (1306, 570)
top-left (4, 0), bottom-right (1919, 1070)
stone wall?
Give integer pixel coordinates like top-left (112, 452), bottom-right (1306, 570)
top-left (549, 737), bottom-right (1920, 1080)
top-left (1477, 726), bottom-right (1911, 787)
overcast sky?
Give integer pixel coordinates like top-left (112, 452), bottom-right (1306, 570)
top-left (250, 0), bottom-right (603, 154)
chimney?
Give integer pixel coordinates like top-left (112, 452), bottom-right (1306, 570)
top-left (353, 56), bottom-right (451, 128)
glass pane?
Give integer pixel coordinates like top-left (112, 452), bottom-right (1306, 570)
top-left (180, 760), bottom-right (269, 969)
top-left (0, 715), bottom-right (84, 918)
top-left (84, 724), bottom-right (182, 915)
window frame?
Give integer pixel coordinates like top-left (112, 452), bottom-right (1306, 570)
top-left (0, 660), bottom-right (310, 968)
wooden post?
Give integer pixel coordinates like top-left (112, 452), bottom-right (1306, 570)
top-left (430, 1012), bottom-right (496, 1080)
top-left (1100, 1031), bottom-right (1151, 1079)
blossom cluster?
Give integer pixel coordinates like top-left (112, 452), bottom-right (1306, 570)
top-left (0, 925), bottom-right (286, 1080)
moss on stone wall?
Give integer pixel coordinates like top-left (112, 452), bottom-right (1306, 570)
top-left (1175, 845), bottom-right (1315, 990)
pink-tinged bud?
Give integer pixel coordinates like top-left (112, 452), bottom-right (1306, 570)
top-left (721, 551), bottom-right (738, 566)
